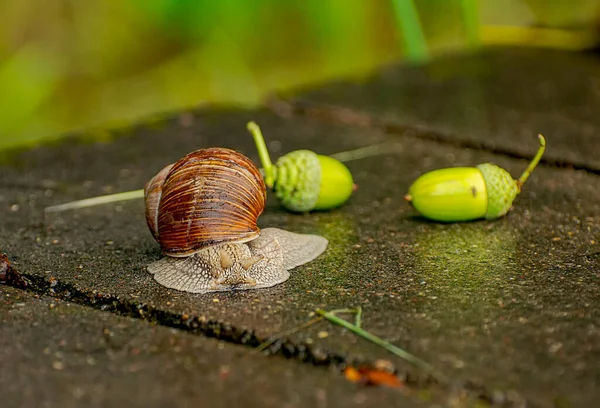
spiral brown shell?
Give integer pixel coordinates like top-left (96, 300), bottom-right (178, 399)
top-left (144, 147), bottom-right (266, 257)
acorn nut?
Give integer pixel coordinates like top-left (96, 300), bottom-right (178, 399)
top-left (247, 121), bottom-right (354, 212)
top-left (404, 134), bottom-right (546, 222)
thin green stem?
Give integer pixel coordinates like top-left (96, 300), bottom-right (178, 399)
top-left (44, 189), bottom-right (145, 213)
top-left (459, 0), bottom-right (480, 49)
top-left (247, 121), bottom-right (275, 188)
top-left (390, 0), bottom-right (429, 63)
top-left (315, 308), bottom-right (436, 374)
top-left (517, 134), bottom-right (546, 189)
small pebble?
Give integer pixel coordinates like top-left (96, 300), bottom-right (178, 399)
top-left (52, 361), bottom-right (64, 370)
top-left (219, 365), bottom-right (230, 376)
top-left (317, 331), bottom-right (329, 339)
top-left (119, 169), bottom-right (132, 178)
top-left (72, 388), bottom-right (85, 399)
top-left (374, 359), bottom-right (395, 373)
top-left (10, 204), bottom-right (19, 212)
top-left (549, 342), bottom-right (563, 354)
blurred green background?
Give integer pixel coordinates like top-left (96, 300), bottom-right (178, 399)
top-left (1, 0), bottom-right (599, 150)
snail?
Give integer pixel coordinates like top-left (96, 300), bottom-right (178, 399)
top-left (246, 121), bottom-right (355, 212)
top-left (144, 147), bottom-right (328, 293)
top-left (404, 134), bottom-right (546, 222)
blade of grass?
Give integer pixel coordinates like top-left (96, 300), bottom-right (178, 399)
top-left (459, 0), bottom-right (480, 48)
top-left (43, 142), bottom-right (398, 214)
top-left (44, 189), bottom-right (144, 213)
top-left (329, 142), bottom-right (400, 163)
top-left (390, 0), bottom-right (429, 62)
top-left (315, 308), bottom-right (437, 375)
top-left (354, 305), bottom-right (363, 328)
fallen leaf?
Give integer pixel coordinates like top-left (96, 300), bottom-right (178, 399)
top-left (363, 369), bottom-right (403, 388)
top-left (344, 366), bottom-right (362, 383)
top-left (344, 366), bottom-right (403, 388)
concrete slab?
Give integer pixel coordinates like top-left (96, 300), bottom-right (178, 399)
top-left (285, 47), bottom-right (600, 171)
top-left (1, 109), bottom-right (598, 407)
top-left (1, 285), bottom-right (430, 408)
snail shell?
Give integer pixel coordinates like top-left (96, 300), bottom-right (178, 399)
top-left (145, 147), bottom-right (266, 256)
top-left (144, 147), bottom-right (328, 293)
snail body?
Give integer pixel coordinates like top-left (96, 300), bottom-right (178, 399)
top-left (144, 147), bottom-right (328, 293)
top-left (247, 122), bottom-right (354, 212)
top-left (405, 135), bottom-right (546, 222)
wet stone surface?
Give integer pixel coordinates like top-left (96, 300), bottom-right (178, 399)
top-left (287, 47), bottom-right (600, 171)
top-left (1, 106), bottom-right (599, 407)
top-left (1, 285), bottom-right (427, 408)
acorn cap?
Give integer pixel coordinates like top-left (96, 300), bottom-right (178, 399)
top-left (272, 150), bottom-right (355, 212)
top-left (476, 163), bottom-right (519, 219)
top-left (273, 150), bottom-right (321, 212)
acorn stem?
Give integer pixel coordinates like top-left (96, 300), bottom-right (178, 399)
top-left (246, 121), bottom-right (275, 188)
top-left (517, 134), bottom-right (546, 189)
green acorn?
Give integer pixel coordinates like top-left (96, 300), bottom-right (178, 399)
top-left (405, 134), bottom-right (546, 222)
top-left (246, 121), bottom-right (354, 212)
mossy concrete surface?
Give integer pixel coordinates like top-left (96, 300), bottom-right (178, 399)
top-left (1, 47), bottom-right (600, 407)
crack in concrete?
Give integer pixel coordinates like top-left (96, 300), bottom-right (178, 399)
top-left (270, 98), bottom-right (600, 176)
top-left (0, 260), bottom-right (532, 408)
